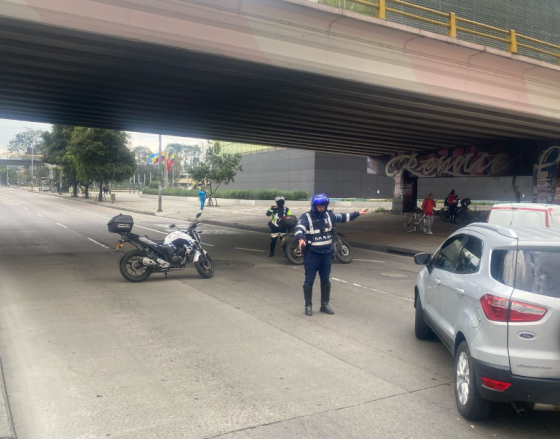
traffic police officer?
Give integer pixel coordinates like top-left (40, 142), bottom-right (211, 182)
top-left (266, 195), bottom-right (291, 257)
top-left (294, 194), bottom-right (368, 316)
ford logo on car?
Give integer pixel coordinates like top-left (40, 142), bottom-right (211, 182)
top-left (518, 332), bottom-right (536, 340)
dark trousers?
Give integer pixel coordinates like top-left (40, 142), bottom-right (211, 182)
top-left (304, 250), bottom-right (332, 285)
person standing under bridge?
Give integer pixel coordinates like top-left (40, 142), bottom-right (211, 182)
top-left (446, 189), bottom-right (458, 224)
top-left (422, 193), bottom-right (436, 234)
top-left (295, 194), bottom-right (368, 316)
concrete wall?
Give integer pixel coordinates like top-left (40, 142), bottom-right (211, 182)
top-left (225, 149), bottom-right (316, 194)
top-left (314, 152), bottom-right (393, 199)
top-left (227, 149), bottom-right (533, 201)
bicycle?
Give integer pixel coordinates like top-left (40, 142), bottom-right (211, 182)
top-left (404, 212), bottom-right (430, 234)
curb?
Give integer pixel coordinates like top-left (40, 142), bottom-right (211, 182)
top-left (37, 192), bottom-right (419, 257)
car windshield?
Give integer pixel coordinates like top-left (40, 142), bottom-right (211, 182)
top-left (515, 249), bottom-right (560, 298)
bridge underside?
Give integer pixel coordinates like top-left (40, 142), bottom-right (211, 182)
top-left (2, 17), bottom-right (560, 156)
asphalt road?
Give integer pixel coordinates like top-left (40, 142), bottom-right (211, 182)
top-left (0, 187), bottom-right (559, 438)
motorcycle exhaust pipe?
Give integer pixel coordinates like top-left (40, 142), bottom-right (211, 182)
top-left (142, 258), bottom-right (158, 267)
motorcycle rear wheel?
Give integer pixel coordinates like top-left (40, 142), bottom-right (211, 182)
top-left (195, 254), bottom-right (214, 278)
top-left (441, 210), bottom-right (451, 222)
top-left (119, 250), bottom-right (153, 282)
top-left (335, 237), bottom-right (353, 264)
top-left (284, 236), bottom-right (304, 265)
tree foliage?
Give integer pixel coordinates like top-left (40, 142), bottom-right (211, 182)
top-left (189, 142), bottom-right (242, 199)
top-left (42, 125), bottom-right (136, 198)
top-left (8, 128), bottom-right (47, 158)
top-left (133, 146), bottom-right (153, 166)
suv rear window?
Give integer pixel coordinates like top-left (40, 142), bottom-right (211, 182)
top-left (515, 250), bottom-right (560, 298)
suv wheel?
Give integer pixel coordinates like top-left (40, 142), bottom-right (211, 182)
top-left (415, 293), bottom-right (434, 340)
top-left (455, 341), bottom-right (492, 420)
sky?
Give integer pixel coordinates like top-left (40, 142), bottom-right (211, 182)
top-left (0, 119), bottom-right (205, 154)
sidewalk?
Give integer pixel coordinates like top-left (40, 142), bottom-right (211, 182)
top-left (21, 188), bottom-right (489, 256)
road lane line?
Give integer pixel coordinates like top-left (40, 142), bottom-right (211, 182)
top-left (87, 238), bottom-right (109, 249)
top-left (353, 259), bottom-right (385, 263)
top-left (56, 223), bottom-right (68, 229)
top-left (234, 247), bottom-right (267, 253)
top-left (22, 207), bottom-right (29, 210)
top-left (37, 214), bottom-right (44, 217)
top-left (201, 242), bottom-right (215, 247)
top-left (332, 278), bottom-right (413, 302)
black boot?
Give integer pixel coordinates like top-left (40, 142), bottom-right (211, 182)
top-left (303, 284), bottom-right (313, 316)
top-left (320, 283), bottom-right (334, 315)
top-left (268, 237), bottom-right (277, 257)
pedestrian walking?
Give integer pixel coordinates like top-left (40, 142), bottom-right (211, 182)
top-left (422, 193), bottom-right (436, 235)
top-left (266, 195), bottom-right (291, 257)
top-left (198, 186), bottom-right (207, 211)
top-left (295, 194), bottom-right (368, 316)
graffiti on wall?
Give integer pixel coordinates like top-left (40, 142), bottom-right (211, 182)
top-left (368, 146), bottom-right (514, 178)
top-left (533, 146), bottom-right (560, 204)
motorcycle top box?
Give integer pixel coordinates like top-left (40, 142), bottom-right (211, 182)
top-left (279, 215), bottom-right (297, 229)
top-left (107, 214), bottom-right (134, 233)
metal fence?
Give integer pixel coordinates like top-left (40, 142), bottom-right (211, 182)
top-left (315, 0), bottom-right (560, 65)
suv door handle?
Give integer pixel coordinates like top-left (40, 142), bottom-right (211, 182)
top-left (434, 279), bottom-right (441, 286)
top-left (456, 288), bottom-right (465, 296)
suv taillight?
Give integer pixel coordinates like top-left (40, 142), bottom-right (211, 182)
top-left (480, 294), bottom-right (547, 323)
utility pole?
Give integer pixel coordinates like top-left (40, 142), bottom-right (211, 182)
top-left (5, 150), bottom-right (8, 186)
top-left (30, 144), bottom-right (34, 191)
top-left (157, 134), bottom-right (163, 212)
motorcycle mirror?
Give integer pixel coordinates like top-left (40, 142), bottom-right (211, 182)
top-left (169, 224), bottom-right (176, 228)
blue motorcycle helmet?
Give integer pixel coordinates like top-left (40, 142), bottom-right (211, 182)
top-left (311, 193), bottom-right (330, 212)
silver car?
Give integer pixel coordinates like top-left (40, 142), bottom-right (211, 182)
top-left (414, 223), bottom-right (560, 420)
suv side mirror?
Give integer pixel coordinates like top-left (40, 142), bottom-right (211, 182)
top-left (414, 253), bottom-right (432, 266)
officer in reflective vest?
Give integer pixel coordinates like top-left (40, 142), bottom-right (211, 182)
top-left (294, 194), bottom-right (368, 316)
top-left (266, 195), bottom-right (291, 257)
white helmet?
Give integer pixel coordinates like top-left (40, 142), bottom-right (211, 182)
top-left (274, 195), bottom-right (285, 202)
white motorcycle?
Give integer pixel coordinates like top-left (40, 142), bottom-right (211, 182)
top-left (109, 212), bottom-right (214, 282)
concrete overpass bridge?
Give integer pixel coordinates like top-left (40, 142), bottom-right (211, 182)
top-left (0, 159), bottom-right (42, 167)
top-left (1, 0), bottom-right (560, 158)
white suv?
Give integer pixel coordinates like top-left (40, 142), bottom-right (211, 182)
top-left (414, 223), bottom-right (560, 420)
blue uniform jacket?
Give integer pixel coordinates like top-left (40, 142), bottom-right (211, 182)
top-left (295, 210), bottom-right (360, 254)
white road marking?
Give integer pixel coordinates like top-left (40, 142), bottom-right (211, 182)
top-left (87, 238), bottom-right (109, 249)
top-left (201, 242), bottom-right (215, 247)
top-left (332, 278), bottom-right (413, 302)
top-left (56, 222), bottom-right (68, 229)
top-left (234, 247), bottom-right (267, 253)
top-left (353, 259), bottom-right (385, 263)
top-left (37, 214), bottom-right (44, 218)
top-left (22, 207), bottom-right (29, 210)
top-left (135, 225), bottom-right (167, 235)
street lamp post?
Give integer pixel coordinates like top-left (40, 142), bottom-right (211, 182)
top-left (30, 144), bottom-right (34, 191)
top-left (157, 134), bottom-right (163, 212)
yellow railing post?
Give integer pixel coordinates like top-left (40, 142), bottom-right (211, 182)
top-left (376, 0), bottom-right (386, 20)
top-left (509, 29), bottom-right (518, 53)
top-left (448, 12), bottom-right (457, 38)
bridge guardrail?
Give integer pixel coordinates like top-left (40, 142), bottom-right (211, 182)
top-left (315, 0), bottom-right (560, 66)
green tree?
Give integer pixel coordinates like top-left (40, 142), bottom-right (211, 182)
top-left (8, 128), bottom-right (47, 158)
top-left (133, 146), bottom-right (153, 166)
top-left (188, 141), bottom-right (242, 204)
top-left (68, 128), bottom-right (136, 200)
top-left (42, 125), bottom-right (79, 195)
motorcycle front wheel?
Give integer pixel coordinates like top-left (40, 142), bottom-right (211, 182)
top-left (335, 237), bottom-right (353, 264)
top-left (284, 236), bottom-right (304, 265)
top-left (441, 210), bottom-right (451, 222)
top-left (119, 250), bottom-right (153, 282)
top-left (195, 254), bottom-right (214, 278)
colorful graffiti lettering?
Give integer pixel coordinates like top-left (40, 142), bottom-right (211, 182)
top-left (385, 148), bottom-right (512, 178)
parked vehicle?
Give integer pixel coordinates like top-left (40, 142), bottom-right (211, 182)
top-left (283, 215), bottom-right (353, 265)
top-left (488, 203), bottom-right (560, 229)
top-left (109, 213), bottom-right (214, 282)
top-left (413, 223), bottom-right (560, 420)
top-left (441, 197), bottom-right (471, 223)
